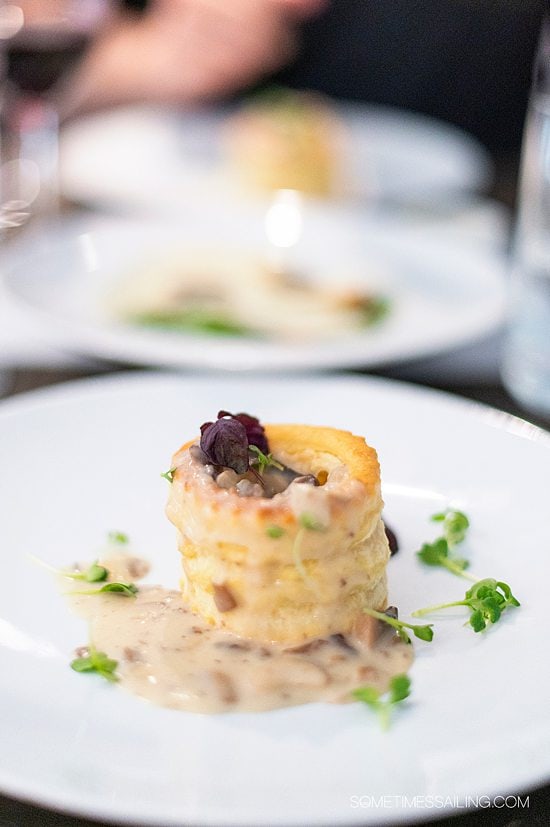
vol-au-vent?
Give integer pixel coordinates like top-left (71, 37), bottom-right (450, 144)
top-left (166, 411), bottom-right (391, 644)
top-left (64, 408), bottom-right (413, 715)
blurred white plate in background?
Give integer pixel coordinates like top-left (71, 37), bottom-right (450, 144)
top-left (3, 205), bottom-right (506, 371)
top-left (0, 372), bottom-right (548, 825)
top-left (59, 102), bottom-right (492, 211)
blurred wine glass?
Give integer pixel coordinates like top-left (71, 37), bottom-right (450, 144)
top-left (0, 0), bottom-right (109, 229)
top-left (501, 14), bottom-right (550, 420)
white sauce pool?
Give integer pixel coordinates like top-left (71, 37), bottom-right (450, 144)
top-left (67, 556), bottom-right (412, 714)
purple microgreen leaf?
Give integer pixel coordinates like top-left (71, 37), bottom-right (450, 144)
top-left (200, 417), bottom-right (249, 474)
top-left (217, 411), bottom-right (269, 454)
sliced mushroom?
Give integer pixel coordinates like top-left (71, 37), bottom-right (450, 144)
top-left (329, 633), bottom-right (358, 655)
top-left (285, 638), bottom-right (328, 655)
top-left (353, 613), bottom-right (382, 649)
top-left (208, 670), bottom-right (237, 704)
top-left (212, 582), bottom-right (237, 612)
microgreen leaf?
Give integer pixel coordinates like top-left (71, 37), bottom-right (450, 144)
top-left (412, 578), bottom-right (520, 633)
top-left (161, 468), bottom-right (176, 483)
top-left (71, 582), bottom-right (138, 598)
top-left (415, 510), bottom-right (520, 634)
top-left (362, 607), bottom-right (434, 644)
top-left (417, 538), bottom-right (472, 579)
top-left (359, 296), bottom-right (391, 327)
top-left (353, 674), bottom-right (411, 730)
top-left (299, 512), bottom-right (326, 532)
top-left (266, 525), bottom-right (284, 538)
top-left (70, 646), bottom-right (119, 682)
top-left (108, 531), bottom-right (129, 545)
top-left (353, 685), bottom-right (379, 705)
top-left (29, 555), bottom-right (108, 583)
top-left (417, 510), bottom-right (476, 580)
top-left (133, 309), bottom-right (252, 337)
top-left (82, 561), bottom-right (109, 582)
top-left (389, 674), bottom-right (411, 703)
top-left (200, 417), bottom-right (249, 474)
top-left (249, 445), bottom-right (284, 475)
top-left (435, 509), bottom-right (470, 548)
top-left (199, 411), bottom-right (270, 474)
top-left (217, 411), bottom-right (269, 454)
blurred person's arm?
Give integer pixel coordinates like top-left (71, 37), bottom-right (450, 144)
top-left (63, 0), bottom-right (327, 115)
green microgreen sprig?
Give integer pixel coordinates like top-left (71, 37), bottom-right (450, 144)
top-left (249, 445), bottom-right (284, 475)
top-left (414, 510), bottom-right (520, 633)
top-left (413, 578), bottom-right (520, 633)
top-left (71, 646), bottom-right (119, 682)
top-left (29, 555), bottom-right (108, 583)
top-left (299, 512), bottom-right (326, 531)
top-left (359, 296), bottom-right (391, 327)
top-left (362, 606), bottom-right (434, 644)
top-left (161, 468), bottom-right (176, 483)
top-left (108, 531), bottom-right (129, 545)
top-left (133, 308), bottom-right (252, 337)
top-left (353, 674), bottom-right (411, 730)
top-left (433, 509), bottom-right (470, 546)
top-left (416, 509), bottom-right (476, 580)
top-left (71, 582), bottom-right (138, 598)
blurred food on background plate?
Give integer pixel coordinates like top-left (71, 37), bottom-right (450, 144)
top-left (225, 87), bottom-right (346, 197)
top-left (108, 246), bottom-right (389, 340)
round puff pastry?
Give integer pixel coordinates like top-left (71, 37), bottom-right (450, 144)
top-left (224, 94), bottom-right (342, 196)
top-left (166, 424), bottom-right (390, 644)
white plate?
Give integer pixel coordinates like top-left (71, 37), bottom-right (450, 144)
top-left (59, 103), bottom-right (492, 210)
top-left (3, 208), bottom-right (506, 371)
top-left (1, 372), bottom-right (549, 825)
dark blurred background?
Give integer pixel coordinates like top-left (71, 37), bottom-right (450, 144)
top-left (121, 0), bottom-right (545, 203)
top-left (277, 0), bottom-right (544, 156)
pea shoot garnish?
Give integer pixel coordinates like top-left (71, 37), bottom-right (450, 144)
top-left (71, 646), bottom-right (119, 682)
top-left (249, 445), bottom-right (284, 475)
top-left (413, 578), bottom-right (520, 632)
top-left (433, 509), bottom-right (469, 545)
top-left (30, 553), bottom-right (138, 597)
top-left (353, 674), bottom-right (411, 730)
top-left (414, 510), bottom-right (520, 632)
top-left (28, 555), bottom-right (108, 583)
top-left (72, 582), bottom-right (138, 598)
top-left (78, 561), bottom-right (109, 583)
top-left (299, 512), bottom-right (326, 532)
top-left (108, 531), bottom-right (129, 545)
top-left (358, 296), bottom-right (391, 327)
top-left (362, 606), bottom-right (434, 644)
top-left (417, 509), bottom-right (476, 580)
top-left (199, 411), bottom-right (270, 475)
top-left (133, 308), bottom-right (252, 337)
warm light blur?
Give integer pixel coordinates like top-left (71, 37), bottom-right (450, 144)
top-left (264, 189), bottom-right (304, 249)
top-left (0, 4), bottom-right (24, 39)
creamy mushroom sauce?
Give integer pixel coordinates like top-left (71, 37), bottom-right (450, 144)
top-left (189, 442), bottom-right (314, 499)
top-left (182, 444), bottom-right (366, 528)
top-left (67, 554), bottom-right (412, 714)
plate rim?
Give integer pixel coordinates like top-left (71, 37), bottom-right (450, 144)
top-left (3, 213), bottom-right (508, 373)
top-left (59, 100), bottom-right (493, 209)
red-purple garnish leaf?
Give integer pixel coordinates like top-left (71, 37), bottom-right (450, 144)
top-left (200, 418), bottom-right (249, 474)
top-left (217, 411), bottom-right (269, 454)
top-left (384, 523), bottom-right (399, 556)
